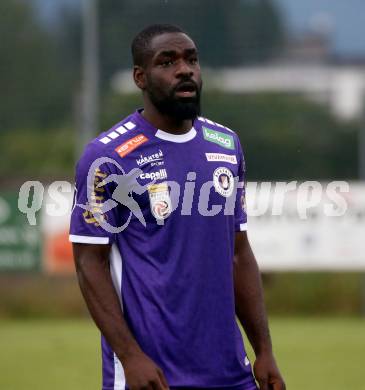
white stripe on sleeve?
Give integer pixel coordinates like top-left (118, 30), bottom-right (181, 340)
top-left (69, 235), bottom-right (110, 244)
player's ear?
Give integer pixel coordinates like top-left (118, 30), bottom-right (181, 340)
top-left (133, 66), bottom-right (146, 90)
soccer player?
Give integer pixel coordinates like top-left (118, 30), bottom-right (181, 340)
top-left (70, 24), bottom-right (285, 390)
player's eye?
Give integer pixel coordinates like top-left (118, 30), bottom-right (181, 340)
top-left (189, 57), bottom-right (198, 65)
top-left (160, 60), bottom-right (174, 67)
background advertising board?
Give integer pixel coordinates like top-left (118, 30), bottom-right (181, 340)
top-left (40, 181), bottom-right (365, 273)
top-left (42, 190), bottom-right (74, 275)
top-left (247, 182), bottom-right (365, 270)
top-left (2, 181), bottom-right (364, 274)
top-left (0, 192), bottom-right (41, 272)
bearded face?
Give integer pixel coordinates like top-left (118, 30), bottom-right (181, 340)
top-left (145, 73), bottom-right (202, 120)
top-left (140, 32), bottom-right (203, 121)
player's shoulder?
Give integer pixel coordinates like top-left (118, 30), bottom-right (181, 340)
top-left (196, 116), bottom-right (238, 136)
top-left (195, 115), bottom-right (242, 151)
top-left (80, 112), bottom-right (142, 161)
top-left (93, 112), bottom-right (141, 150)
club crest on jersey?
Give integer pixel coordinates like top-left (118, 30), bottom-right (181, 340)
top-left (213, 167), bottom-right (234, 197)
top-left (148, 182), bottom-right (172, 220)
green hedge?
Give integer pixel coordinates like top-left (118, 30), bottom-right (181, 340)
top-left (0, 273), bottom-right (363, 318)
top-left (1, 92), bottom-right (359, 182)
top-left (102, 92), bottom-right (359, 181)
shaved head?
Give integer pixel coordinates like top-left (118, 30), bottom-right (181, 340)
top-left (131, 24), bottom-right (186, 67)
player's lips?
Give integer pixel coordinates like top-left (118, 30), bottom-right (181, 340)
top-left (174, 81), bottom-right (197, 98)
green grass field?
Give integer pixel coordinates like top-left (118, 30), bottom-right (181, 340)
top-left (0, 317), bottom-right (364, 390)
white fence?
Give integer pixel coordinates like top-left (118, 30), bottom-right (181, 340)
top-left (247, 182), bottom-right (365, 270)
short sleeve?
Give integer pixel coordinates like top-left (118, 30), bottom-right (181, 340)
top-left (69, 144), bottom-right (120, 244)
top-left (234, 137), bottom-right (248, 232)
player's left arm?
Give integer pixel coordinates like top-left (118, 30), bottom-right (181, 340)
top-left (234, 231), bottom-right (286, 390)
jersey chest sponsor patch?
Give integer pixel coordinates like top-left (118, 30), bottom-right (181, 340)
top-left (148, 182), bottom-right (172, 220)
top-left (136, 149), bottom-right (164, 167)
top-left (115, 134), bottom-right (148, 157)
top-left (203, 127), bottom-right (234, 150)
top-left (139, 169), bottom-right (168, 181)
top-left (205, 152), bottom-right (237, 164)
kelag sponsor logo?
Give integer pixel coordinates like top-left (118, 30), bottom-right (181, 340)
top-left (203, 127), bottom-right (234, 150)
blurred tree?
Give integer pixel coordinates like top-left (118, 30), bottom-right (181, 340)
top-left (98, 0), bottom-right (285, 83)
top-left (0, 0), bottom-right (284, 130)
top-left (100, 91), bottom-right (358, 181)
top-left (0, 0), bottom-right (76, 132)
top-left (203, 92), bottom-right (358, 180)
top-left (0, 91), bottom-right (358, 180)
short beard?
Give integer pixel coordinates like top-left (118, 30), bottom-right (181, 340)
top-left (146, 78), bottom-right (202, 121)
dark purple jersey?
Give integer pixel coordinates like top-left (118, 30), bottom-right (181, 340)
top-left (69, 110), bottom-right (256, 390)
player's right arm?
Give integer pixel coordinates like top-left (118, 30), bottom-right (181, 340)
top-left (70, 144), bottom-right (169, 390)
top-left (73, 243), bottom-right (169, 390)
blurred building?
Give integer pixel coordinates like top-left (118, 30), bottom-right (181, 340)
top-left (112, 31), bottom-right (365, 121)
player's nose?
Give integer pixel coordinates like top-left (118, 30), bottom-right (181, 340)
top-left (175, 60), bottom-right (194, 79)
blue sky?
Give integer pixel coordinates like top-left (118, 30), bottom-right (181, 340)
top-left (33, 0), bottom-right (365, 55)
top-left (275, 0), bottom-right (365, 55)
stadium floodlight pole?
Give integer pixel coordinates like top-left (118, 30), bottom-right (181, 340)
top-left (361, 91), bottom-right (365, 317)
top-left (360, 92), bottom-right (365, 181)
top-left (79, 0), bottom-right (99, 156)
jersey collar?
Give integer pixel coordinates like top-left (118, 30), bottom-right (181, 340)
top-left (134, 109), bottom-right (198, 143)
top-left (155, 127), bottom-right (197, 143)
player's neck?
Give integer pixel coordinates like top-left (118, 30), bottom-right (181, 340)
top-left (141, 103), bottom-right (193, 135)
